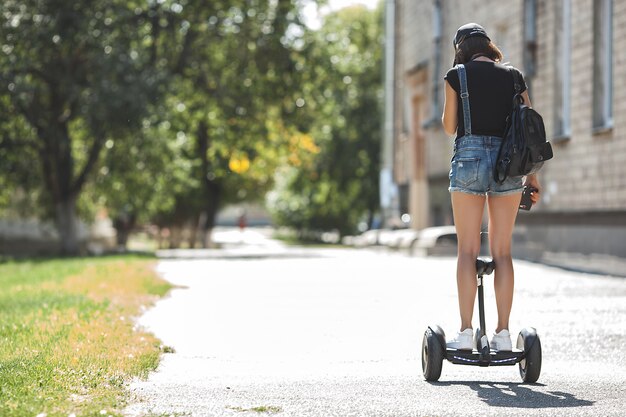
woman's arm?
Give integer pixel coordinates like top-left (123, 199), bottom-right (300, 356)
top-left (521, 90), bottom-right (540, 204)
top-left (442, 80), bottom-right (458, 136)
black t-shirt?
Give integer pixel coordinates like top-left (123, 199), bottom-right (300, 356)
top-left (444, 61), bottom-right (527, 139)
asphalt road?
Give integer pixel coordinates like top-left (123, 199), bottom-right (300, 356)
top-left (125, 228), bottom-right (626, 417)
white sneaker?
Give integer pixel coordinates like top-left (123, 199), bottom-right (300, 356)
top-left (446, 328), bottom-right (474, 350)
top-left (490, 329), bottom-right (513, 351)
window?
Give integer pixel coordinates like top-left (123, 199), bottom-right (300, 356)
top-left (523, 0), bottom-right (537, 84)
top-left (427, 0), bottom-right (443, 127)
top-left (592, 0), bottom-right (613, 130)
top-left (554, 0), bottom-right (571, 138)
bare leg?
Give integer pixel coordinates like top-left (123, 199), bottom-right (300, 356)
top-left (487, 193), bottom-right (522, 333)
top-left (451, 192), bottom-right (486, 332)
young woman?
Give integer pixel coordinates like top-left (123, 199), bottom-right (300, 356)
top-left (442, 23), bottom-right (541, 351)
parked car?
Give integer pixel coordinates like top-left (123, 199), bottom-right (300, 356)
top-left (378, 228), bottom-right (406, 247)
top-left (388, 228), bottom-right (421, 250)
top-left (346, 229), bottom-right (382, 247)
top-left (412, 226), bottom-right (458, 256)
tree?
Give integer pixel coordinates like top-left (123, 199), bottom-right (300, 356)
top-left (1, 0), bottom-right (339, 253)
top-left (84, 116), bottom-right (188, 248)
top-left (0, 0), bottom-right (163, 254)
top-left (269, 4), bottom-right (383, 236)
top-left (146, 0), bottom-right (312, 246)
top-left (0, 94), bottom-right (46, 219)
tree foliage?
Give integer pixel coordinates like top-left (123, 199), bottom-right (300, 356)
top-left (0, 0), bottom-right (163, 253)
top-left (268, 4), bottom-right (383, 236)
top-left (136, 0), bottom-right (313, 246)
top-left (0, 0), bottom-right (383, 252)
top-left (0, 0), bottom-right (314, 251)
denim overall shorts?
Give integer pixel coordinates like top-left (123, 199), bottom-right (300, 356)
top-left (448, 64), bottom-right (524, 197)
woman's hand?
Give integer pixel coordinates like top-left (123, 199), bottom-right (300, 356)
top-left (523, 174), bottom-right (541, 205)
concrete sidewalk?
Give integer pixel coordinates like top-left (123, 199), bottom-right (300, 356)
top-left (124, 235), bottom-right (626, 416)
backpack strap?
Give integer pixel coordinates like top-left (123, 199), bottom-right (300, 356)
top-left (456, 64), bottom-right (472, 136)
top-left (494, 67), bottom-right (523, 185)
top-left (494, 150), bottom-right (511, 184)
top-left (494, 108), bottom-right (516, 184)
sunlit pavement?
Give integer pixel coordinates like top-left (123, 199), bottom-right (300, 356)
top-left (125, 227), bottom-right (626, 417)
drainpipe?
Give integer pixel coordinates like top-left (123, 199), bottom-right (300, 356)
top-left (380, 0), bottom-right (397, 228)
top-left (432, 0), bottom-right (443, 119)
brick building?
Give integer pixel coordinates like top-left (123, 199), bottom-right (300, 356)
top-left (382, 0), bottom-right (626, 262)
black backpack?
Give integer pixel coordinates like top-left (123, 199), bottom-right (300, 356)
top-left (494, 68), bottom-right (553, 184)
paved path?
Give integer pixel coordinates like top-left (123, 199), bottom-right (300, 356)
top-left (125, 228), bottom-right (626, 416)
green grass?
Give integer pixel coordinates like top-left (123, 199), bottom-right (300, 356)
top-left (0, 256), bottom-right (172, 417)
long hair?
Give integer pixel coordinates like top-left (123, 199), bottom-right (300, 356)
top-left (453, 36), bottom-right (503, 66)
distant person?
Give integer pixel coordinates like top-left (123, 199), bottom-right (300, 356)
top-left (441, 23), bottom-right (540, 351)
top-left (238, 213), bottom-right (247, 232)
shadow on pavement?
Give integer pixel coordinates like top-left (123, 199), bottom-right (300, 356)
top-left (431, 381), bottom-right (595, 409)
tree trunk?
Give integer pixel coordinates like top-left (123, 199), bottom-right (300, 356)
top-left (188, 213), bottom-right (202, 249)
top-left (201, 228), bottom-right (213, 249)
top-left (169, 226), bottom-right (182, 249)
top-left (201, 181), bottom-right (221, 248)
top-left (113, 213), bottom-right (136, 251)
top-left (37, 96), bottom-right (104, 256)
top-left (115, 228), bottom-right (131, 250)
top-left (55, 196), bottom-right (80, 256)
top-left (197, 120), bottom-right (222, 249)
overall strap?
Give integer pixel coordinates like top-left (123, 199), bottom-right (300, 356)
top-left (456, 64), bottom-right (472, 136)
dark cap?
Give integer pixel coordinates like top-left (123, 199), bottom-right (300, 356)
top-left (453, 23), bottom-right (490, 48)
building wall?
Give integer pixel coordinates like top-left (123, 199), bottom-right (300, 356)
top-left (0, 217), bottom-right (116, 256)
top-left (390, 0), bottom-right (626, 260)
top-left (534, 0), bottom-right (626, 212)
